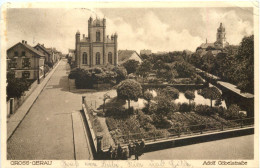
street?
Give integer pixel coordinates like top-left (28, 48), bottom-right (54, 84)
top-left (7, 60), bottom-right (86, 160)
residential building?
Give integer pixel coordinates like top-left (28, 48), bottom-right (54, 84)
top-left (75, 17), bottom-right (118, 68)
top-left (118, 50), bottom-right (142, 64)
top-left (34, 43), bottom-right (51, 63)
top-left (46, 47), bottom-right (60, 63)
top-left (7, 40), bottom-right (45, 80)
top-left (140, 49), bottom-right (152, 56)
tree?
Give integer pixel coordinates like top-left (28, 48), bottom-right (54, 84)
top-left (103, 93), bottom-right (110, 113)
top-left (235, 35), bottom-right (254, 93)
top-left (162, 86), bottom-right (179, 100)
top-left (136, 60), bottom-right (152, 83)
top-left (201, 51), bottom-right (216, 74)
top-left (113, 66), bottom-right (127, 84)
top-left (156, 69), bottom-right (178, 82)
top-left (7, 77), bottom-right (31, 99)
top-left (153, 59), bottom-right (165, 70)
top-left (199, 86), bottom-right (221, 108)
top-left (184, 90), bottom-right (195, 105)
top-left (143, 91), bottom-right (153, 110)
top-left (122, 60), bottom-right (140, 74)
top-left (116, 79), bottom-right (142, 109)
top-left (174, 61), bottom-right (196, 78)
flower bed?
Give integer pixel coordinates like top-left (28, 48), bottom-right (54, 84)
top-left (106, 110), bottom-right (235, 144)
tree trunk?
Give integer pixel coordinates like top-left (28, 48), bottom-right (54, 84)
top-left (210, 99), bottom-right (212, 108)
top-left (128, 100), bottom-right (130, 109)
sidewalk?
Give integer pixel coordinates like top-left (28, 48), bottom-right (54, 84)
top-left (7, 61), bottom-right (61, 140)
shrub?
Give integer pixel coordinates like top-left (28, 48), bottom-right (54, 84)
top-left (195, 104), bottom-right (212, 115)
top-left (224, 104), bottom-right (242, 119)
top-left (147, 77), bottom-right (160, 83)
top-left (105, 107), bottom-right (133, 117)
top-left (154, 95), bottom-right (176, 116)
top-left (179, 102), bottom-right (195, 112)
top-left (152, 115), bottom-right (172, 129)
top-left (71, 67), bottom-right (118, 89)
top-left (192, 74), bottom-right (204, 84)
top-left (113, 66), bottom-right (127, 84)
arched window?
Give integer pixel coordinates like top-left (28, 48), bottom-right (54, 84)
top-left (82, 52), bottom-right (87, 64)
top-left (96, 31), bottom-right (100, 42)
top-left (108, 52), bottom-right (113, 64)
top-left (96, 52), bottom-right (100, 65)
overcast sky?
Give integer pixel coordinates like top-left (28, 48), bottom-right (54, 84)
top-left (6, 7), bottom-right (253, 53)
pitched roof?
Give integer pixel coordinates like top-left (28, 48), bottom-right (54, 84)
top-left (7, 42), bottom-right (45, 57)
top-left (118, 50), bottom-right (141, 62)
top-left (199, 43), bottom-right (215, 49)
top-left (34, 44), bottom-right (51, 55)
top-left (217, 81), bottom-right (254, 98)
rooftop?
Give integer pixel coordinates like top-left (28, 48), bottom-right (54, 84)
top-left (7, 41), bottom-right (45, 57)
top-left (217, 81), bottom-right (254, 99)
top-left (118, 50), bottom-right (140, 62)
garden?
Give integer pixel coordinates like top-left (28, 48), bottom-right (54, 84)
top-left (102, 79), bottom-right (252, 146)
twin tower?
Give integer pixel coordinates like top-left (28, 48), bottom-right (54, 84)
top-left (75, 17), bottom-right (118, 68)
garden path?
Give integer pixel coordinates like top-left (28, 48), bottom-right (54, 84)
top-left (84, 90), bottom-right (117, 148)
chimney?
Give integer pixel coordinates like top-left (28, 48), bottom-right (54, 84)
top-left (22, 40), bottom-right (25, 43)
top-left (25, 41), bottom-right (27, 44)
top-left (83, 34), bottom-right (85, 38)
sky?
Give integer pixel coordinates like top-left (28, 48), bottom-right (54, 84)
top-left (6, 7), bottom-right (254, 54)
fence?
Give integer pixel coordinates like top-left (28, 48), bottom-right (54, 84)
top-left (111, 117), bottom-right (254, 147)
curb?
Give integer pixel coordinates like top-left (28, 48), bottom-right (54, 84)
top-left (7, 60), bottom-right (61, 141)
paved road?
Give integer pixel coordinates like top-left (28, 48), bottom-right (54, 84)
top-left (140, 135), bottom-right (254, 160)
top-left (7, 60), bottom-right (84, 160)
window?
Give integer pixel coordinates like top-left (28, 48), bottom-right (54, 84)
top-left (22, 71), bottom-right (30, 79)
top-left (108, 52), bottom-right (113, 64)
top-left (22, 51), bottom-right (26, 56)
top-left (96, 31), bottom-right (100, 42)
top-left (14, 51), bottom-right (18, 57)
top-left (96, 20), bottom-right (100, 26)
top-left (22, 58), bottom-right (31, 68)
top-left (8, 58), bottom-right (17, 68)
top-left (96, 52), bottom-right (100, 65)
top-left (82, 52), bottom-right (88, 64)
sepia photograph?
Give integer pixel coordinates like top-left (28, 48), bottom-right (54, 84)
top-left (1, 1), bottom-right (259, 167)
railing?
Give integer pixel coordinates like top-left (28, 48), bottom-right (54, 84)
top-left (110, 117), bottom-right (254, 148)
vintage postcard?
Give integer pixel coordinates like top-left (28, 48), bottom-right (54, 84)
top-left (1, 1), bottom-right (259, 168)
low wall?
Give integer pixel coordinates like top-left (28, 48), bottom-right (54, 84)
top-left (143, 127), bottom-right (254, 153)
top-left (82, 103), bottom-right (98, 158)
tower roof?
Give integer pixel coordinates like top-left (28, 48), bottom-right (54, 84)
top-left (218, 22), bottom-right (225, 32)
